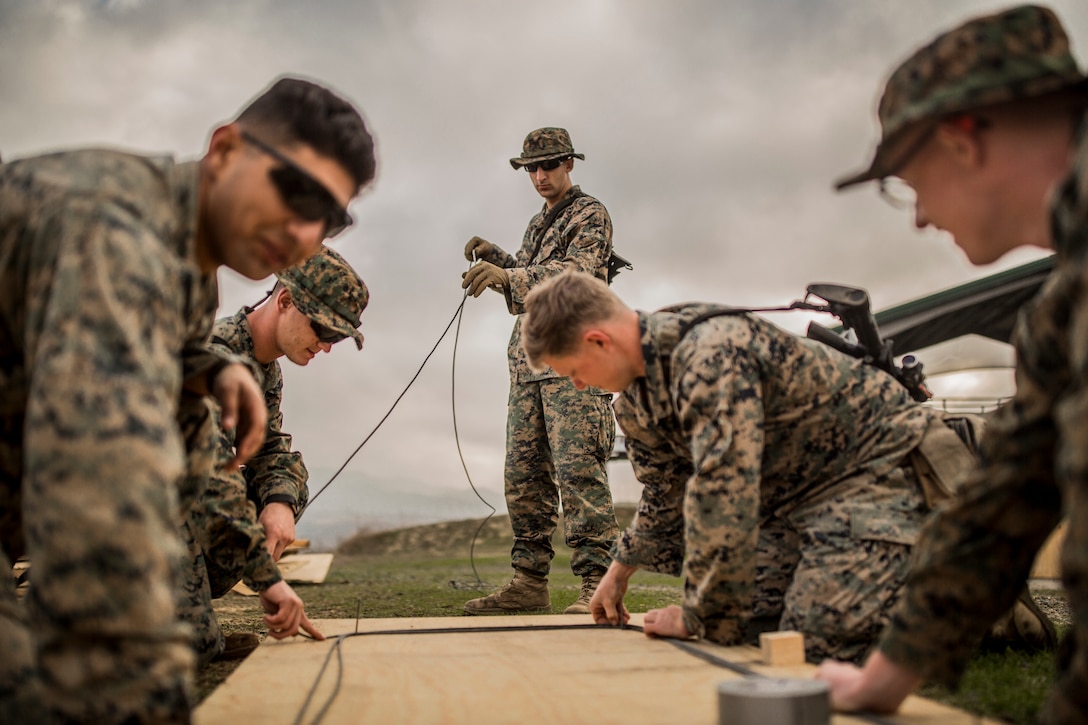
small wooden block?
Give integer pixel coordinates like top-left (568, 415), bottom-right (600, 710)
top-left (759, 630), bottom-right (806, 666)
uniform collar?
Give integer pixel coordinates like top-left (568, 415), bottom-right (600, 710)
top-left (628, 310), bottom-right (676, 421)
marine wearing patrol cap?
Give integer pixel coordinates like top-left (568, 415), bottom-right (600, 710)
top-left (275, 245), bottom-right (368, 349)
top-left (836, 4), bottom-right (1088, 190)
top-left (509, 127), bottom-right (586, 169)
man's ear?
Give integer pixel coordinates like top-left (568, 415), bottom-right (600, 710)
top-left (276, 287), bottom-right (294, 311)
top-left (584, 328), bottom-right (611, 349)
top-left (934, 121), bottom-right (985, 169)
top-left (203, 123), bottom-right (244, 179)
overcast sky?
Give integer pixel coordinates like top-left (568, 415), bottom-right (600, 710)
top-left (4, 1), bottom-right (1086, 542)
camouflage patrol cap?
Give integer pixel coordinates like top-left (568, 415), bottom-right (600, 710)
top-left (835, 4), bottom-right (1087, 190)
top-left (275, 245), bottom-right (368, 349)
top-left (509, 127), bottom-right (586, 169)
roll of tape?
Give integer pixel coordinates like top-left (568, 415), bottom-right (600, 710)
top-left (718, 678), bottom-right (830, 725)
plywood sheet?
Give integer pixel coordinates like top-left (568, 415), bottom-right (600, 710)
top-left (195, 614), bottom-right (998, 725)
top-left (231, 553), bottom-right (336, 596)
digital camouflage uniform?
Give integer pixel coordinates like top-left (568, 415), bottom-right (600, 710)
top-left (0, 150), bottom-right (231, 723)
top-left (612, 306), bottom-right (944, 662)
top-left (179, 246), bottom-right (367, 666)
top-left (474, 129), bottom-right (618, 581)
top-left (833, 7), bottom-right (1088, 722)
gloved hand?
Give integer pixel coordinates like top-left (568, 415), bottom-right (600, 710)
top-left (462, 261), bottom-right (509, 298)
top-left (464, 236), bottom-right (495, 262)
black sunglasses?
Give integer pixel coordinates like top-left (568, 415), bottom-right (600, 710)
top-left (310, 318), bottom-right (349, 344)
top-left (241, 131), bottom-right (353, 238)
top-left (522, 157), bottom-right (569, 173)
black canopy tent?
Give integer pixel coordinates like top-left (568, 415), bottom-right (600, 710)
top-left (874, 255), bottom-right (1055, 356)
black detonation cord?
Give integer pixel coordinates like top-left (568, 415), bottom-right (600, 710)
top-left (299, 259), bottom-right (498, 588)
top-left (449, 280), bottom-right (497, 589)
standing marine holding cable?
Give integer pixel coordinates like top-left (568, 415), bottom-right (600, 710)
top-left (460, 127), bottom-right (619, 615)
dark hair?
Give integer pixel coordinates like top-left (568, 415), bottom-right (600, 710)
top-left (235, 76), bottom-right (377, 192)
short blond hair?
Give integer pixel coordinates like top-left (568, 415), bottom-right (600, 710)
top-left (523, 270), bottom-right (625, 371)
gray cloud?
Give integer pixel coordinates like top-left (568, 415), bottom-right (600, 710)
top-left (4, 0), bottom-right (1085, 542)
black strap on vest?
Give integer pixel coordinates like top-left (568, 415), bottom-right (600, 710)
top-left (527, 191), bottom-right (583, 265)
top-left (527, 189), bottom-right (635, 285)
top-left (675, 304), bottom-right (799, 342)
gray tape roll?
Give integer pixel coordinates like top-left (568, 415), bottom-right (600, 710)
top-left (718, 678), bottom-right (830, 725)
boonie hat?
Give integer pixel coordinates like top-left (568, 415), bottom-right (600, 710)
top-left (509, 127), bottom-right (585, 169)
top-left (276, 245), bottom-right (368, 349)
top-left (835, 4), bottom-right (1087, 190)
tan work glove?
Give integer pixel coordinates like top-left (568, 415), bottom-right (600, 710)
top-left (464, 236), bottom-right (496, 261)
top-left (462, 261), bottom-right (509, 298)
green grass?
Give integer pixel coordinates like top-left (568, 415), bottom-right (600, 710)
top-left (198, 512), bottom-right (1066, 724)
top-left (918, 635), bottom-right (1063, 724)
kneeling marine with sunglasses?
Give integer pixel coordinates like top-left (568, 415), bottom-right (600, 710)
top-left (178, 245), bottom-right (368, 668)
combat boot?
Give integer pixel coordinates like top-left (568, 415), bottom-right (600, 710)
top-left (563, 570), bottom-right (605, 614)
top-left (213, 632), bottom-right (261, 662)
top-left (464, 571), bottom-right (550, 615)
top-left (981, 589), bottom-right (1057, 653)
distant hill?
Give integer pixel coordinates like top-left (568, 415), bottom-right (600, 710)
top-left (338, 503), bottom-right (639, 558)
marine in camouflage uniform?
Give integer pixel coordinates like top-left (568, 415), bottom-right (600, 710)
top-left (461, 128), bottom-right (618, 614)
top-left (0, 77), bottom-right (376, 723)
top-left (179, 246), bottom-right (368, 667)
top-left (0, 150), bottom-right (236, 724)
top-left (613, 306), bottom-right (942, 661)
top-left (819, 6), bottom-right (1088, 721)
top-left (519, 272), bottom-right (998, 661)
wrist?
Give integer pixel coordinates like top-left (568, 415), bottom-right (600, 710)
top-left (607, 559), bottom-right (638, 581)
top-left (264, 494), bottom-right (299, 517)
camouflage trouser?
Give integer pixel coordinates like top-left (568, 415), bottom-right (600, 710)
top-left (0, 399), bottom-right (213, 724)
top-left (505, 377), bottom-right (618, 577)
top-left (748, 462), bottom-right (929, 664)
top-left (178, 519), bottom-right (224, 670)
top-left (177, 485), bottom-right (269, 669)
top-left (176, 397), bottom-right (261, 669)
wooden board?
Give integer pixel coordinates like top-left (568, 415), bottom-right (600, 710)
top-left (231, 553), bottom-right (335, 596)
top-left (195, 614), bottom-right (999, 724)
top-left (1030, 521), bottom-right (1066, 580)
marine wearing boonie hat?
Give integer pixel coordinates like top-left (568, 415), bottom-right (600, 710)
top-left (509, 127), bottom-right (586, 169)
top-left (835, 4), bottom-right (1088, 190)
top-left (276, 245), bottom-right (368, 349)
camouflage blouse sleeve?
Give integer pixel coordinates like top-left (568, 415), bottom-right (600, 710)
top-left (610, 423), bottom-right (690, 576)
top-left (485, 242), bottom-right (518, 270)
top-left (242, 362), bottom-right (309, 516)
top-left (670, 326), bottom-right (767, 645)
top-left (180, 274), bottom-right (238, 389)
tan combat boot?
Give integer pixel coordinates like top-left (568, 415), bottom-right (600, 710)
top-left (981, 589), bottom-right (1057, 653)
top-left (463, 571), bottom-right (550, 615)
top-left (563, 570), bottom-right (605, 615)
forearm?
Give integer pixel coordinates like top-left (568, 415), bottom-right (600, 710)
top-left (675, 353), bottom-right (765, 645)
